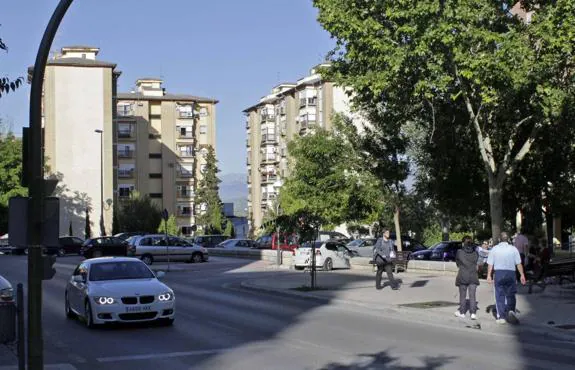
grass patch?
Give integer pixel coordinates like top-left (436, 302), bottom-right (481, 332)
top-left (290, 285), bottom-right (328, 292)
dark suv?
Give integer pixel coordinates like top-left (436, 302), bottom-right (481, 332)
top-left (193, 235), bottom-right (228, 248)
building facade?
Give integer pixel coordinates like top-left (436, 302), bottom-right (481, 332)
top-left (40, 46), bottom-right (117, 238)
top-left (243, 64), bottom-right (354, 231)
top-left (116, 78), bottom-right (218, 236)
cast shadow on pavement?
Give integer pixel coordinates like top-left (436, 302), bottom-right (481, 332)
top-left (318, 350), bottom-right (456, 370)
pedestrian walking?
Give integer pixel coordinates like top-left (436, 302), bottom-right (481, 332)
top-left (454, 236), bottom-right (480, 319)
top-left (487, 232), bottom-right (526, 325)
top-left (513, 228), bottom-right (529, 266)
top-left (373, 228), bottom-right (399, 290)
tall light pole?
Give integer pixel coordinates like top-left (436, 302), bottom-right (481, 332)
top-left (95, 129), bottom-right (105, 236)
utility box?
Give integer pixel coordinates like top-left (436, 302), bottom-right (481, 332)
top-left (0, 302), bottom-right (16, 344)
top-left (8, 196), bottom-right (60, 253)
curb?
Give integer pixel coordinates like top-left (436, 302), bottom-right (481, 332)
top-left (240, 279), bottom-right (575, 343)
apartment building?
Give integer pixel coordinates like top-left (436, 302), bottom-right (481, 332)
top-left (116, 78), bottom-right (218, 236)
top-left (39, 46), bottom-right (117, 237)
top-left (243, 64), bottom-right (354, 231)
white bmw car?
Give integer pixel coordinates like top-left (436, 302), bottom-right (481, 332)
top-left (65, 257), bottom-right (175, 328)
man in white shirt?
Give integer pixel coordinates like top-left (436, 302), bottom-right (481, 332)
top-left (487, 232), bottom-right (526, 325)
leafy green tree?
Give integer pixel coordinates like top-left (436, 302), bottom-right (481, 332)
top-left (112, 206), bottom-right (120, 235)
top-left (0, 132), bottom-right (27, 233)
top-left (194, 146), bottom-right (226, 234)
top-left (223, 220), bottom-right (233, 237)
top-left (117, 192), bottom-right (162, 233)
top-left (0, 34), bottom-right (23, 98)
top-left (157, 215), bottom-right (180, 236)
top-left (85, 208), bottom-right (92, 239)
top-left (68, 221), bottom-right (73, 237)
top-left (280, 124), bottom-right (383, 228)
top-left (314, 0), bottom-right (575, 242)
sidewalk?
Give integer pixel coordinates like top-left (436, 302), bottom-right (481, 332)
top-left (242, 269), bottom-right (575, 341)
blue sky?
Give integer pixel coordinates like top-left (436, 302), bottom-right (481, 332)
top-left (0, 0), bottom-right (334, 175)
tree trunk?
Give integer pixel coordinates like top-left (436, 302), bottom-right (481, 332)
top-left (393, 206), bottom-right (402, 251)
top-left (488, 180), bottom-right (503, 244)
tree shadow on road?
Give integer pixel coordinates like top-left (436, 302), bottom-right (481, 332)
top-left (318, 350), bottom-right (456, 370)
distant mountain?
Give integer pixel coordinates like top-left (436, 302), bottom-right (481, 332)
top-left (219, 173), bottom-right (248, 217)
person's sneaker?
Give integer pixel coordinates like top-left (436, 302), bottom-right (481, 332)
top-left (496, 319), bottom-right (507, 325)
top-left (454, 311), bottom-right (465, 318)
top-left (470, 313), bottom-right (477, 320)
top-left (507, 311), bottom-right (520, 325)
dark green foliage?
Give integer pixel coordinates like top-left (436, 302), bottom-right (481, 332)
top-left (117, 193), bottom-right (162, 233)
top-left (194, 146), bottom-right (227, 234)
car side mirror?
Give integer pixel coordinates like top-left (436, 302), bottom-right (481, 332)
top-left (156, 271), bottom-right (166, 279)
top-left (72, 275), bottom-right (85, 283)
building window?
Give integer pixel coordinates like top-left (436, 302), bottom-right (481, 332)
top-left (149, 193), bottom-right (163, 198)
top-left (149, 173), bottom-right (162, 179)
top-left (150, 114), bottom-right (161, 120)
top-left (199, 107), bottom-right (208, 117)
top-left (178, 145), bottom-right (194, 157)
top-left (199, 124), bottom-right (207, 134)
top-left (178, 205), bottom-right (192, 216)
top-left (118, 186), bottom-right (134, 198)
top-left (149, 153), bottom-right (162, 159)
top-left (177, 185), bottom-right (194, 198)
top-left (181, 226), bottom-right (195, 236)
top-left (178, 126), bottom-right (193, 138)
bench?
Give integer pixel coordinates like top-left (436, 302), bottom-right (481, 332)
top-left (527, 258), bottom-right (575, 294)
top-left (369, 251), bottom-right (409, 273)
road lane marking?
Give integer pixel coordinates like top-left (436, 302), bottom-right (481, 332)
top-left (96, 349), bottom-right (229, 362)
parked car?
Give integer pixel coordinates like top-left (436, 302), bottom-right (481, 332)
top-left (254, 235), bottom-right (272, 249)
top-left (128, 234), bottom-right (208, 265)
top-left (410, 241), bottom-right (464, 261)
top-left (44, 236), bottom-right (85, 256)
top-left (346, 238), bottom-right (377, 257)
top-left (293, 240), bottom-right (353, 271)
top-left (64, 257), bottom-right (175, 328)
top-left (317, 231), bottom-right (349, 243)
top-left (271, 233), bottom-right (300, 252)
top-left (193, 235), bottom-right (228, 248)
top-left (216, 239), bottom-right (256, 249)
top-left (0, 274), bottom-right (14, 303)
top-left (81, 237), bottom-right (129, 259)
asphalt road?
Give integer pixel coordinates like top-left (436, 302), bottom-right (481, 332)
top-left (1, 254), bottom-right (574, 370)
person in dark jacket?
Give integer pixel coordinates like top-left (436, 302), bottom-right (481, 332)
top-left (373, 228), bottom-right (399, 290)
top-left (454, 235), bottom-right (480, 319)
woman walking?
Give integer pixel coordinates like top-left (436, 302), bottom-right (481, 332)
top-left (454, 235), bottom-right (480, 319)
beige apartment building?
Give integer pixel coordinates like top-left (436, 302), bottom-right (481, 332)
top-left (243, 64), bottom-right (354, 231)
top-left (39, 46), bottom-right (218, 237)
top-left (39, 46), bottom-right (117, 237)
top-left (116, 79), bottom-right (218, 236)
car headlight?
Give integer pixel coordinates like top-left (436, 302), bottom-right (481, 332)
top-left (94, 296), bottom-right (115, 305)
top-left (0, 288), bottom-right (14, 302)
top-left (158, 292), bottom-right (174, 301)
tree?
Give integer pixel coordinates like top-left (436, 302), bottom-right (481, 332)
top-left (280, 123), bottom-right (384, 228)
top-left (117, 192), bottom-right (162, 233)
top-left (194, 146), bottom-right (226, 234)
top-left (157, 215), bottom-right (180, 236)
top-left (314, 0), bottom-right (575, 242)
top-left (0, 33), bottom-right (23, 98)
top-left (68, 221), bottom-right (73, 237)
top-left (223, 220), bottom-right (233, 237)
top-left (0, 132), bottom-right (27, 233)
top-left (85, 208), bottom-right (92, 239)
top-left (112, 205), bottom-right (120, 235)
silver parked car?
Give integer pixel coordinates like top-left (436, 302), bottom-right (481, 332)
top-left (127, 234), bottom-right (208, 265)
top-left (0, 274), bottom-right (14, 303)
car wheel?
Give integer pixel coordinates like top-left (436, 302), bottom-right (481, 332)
top-left (84, 300), bottom-right (95, 329)
top-left (141, 254), bottom-right (154, 265)
top-left (323, 258), bottom-right (333, 271)
top-left (65, 293), bottom-right (75, 319)
top-left (58, 248), bottom-right (66, 257)
top-left (191, 253), bottom-right (203, 263)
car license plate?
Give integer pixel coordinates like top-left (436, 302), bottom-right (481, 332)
top-left (125, 305), bottom-right (152, 313)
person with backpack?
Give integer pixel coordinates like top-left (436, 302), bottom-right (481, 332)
top-left (454, 235), bottom-right (480, 319)
top-left (373, 228), bottom-right (399, 290)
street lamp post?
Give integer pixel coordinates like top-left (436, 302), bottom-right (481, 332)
top-left (273, 180), bottom-right (282, 266)
top-left (95, 129), bottom-right (105, 236)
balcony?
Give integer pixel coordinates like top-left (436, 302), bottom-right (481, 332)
top-left (177, 209), bottom-right (193, 217)
top-left (177, 170), bottom-right (194, 178)
top-left (299, 115), bottom-right (317, 131)
top-left (246, 139), bottom-right (250, 147)
top-left (118, 169), bottom-right (134, 178)
top-left (117, 149), bottom-right (134, 158)
top-left (177, 132), bottom-right (195, 140)
top-left (118, 191), bottom-right (132, 199)
top-left (177, 190), bottom-right (194, 199)
top-left (261, 133), bottom-right (277, 144)
top-left (117, 108), bottom-right (134, 117)
top-left (261, 154), bottom-right (278, 164)
top-left (300, 97), bottom-right (317, 108)
top-left (279, 106), bottom-right (286, 115)
top-left (261, 174), bottom-right (278, 183)
top-left (261, 113), bottom-right (275, 122)
top-left (178, 111), bottom-right (196, 119)
top-left (118, 129), bottom-right (135, 139)
top-left (178, 149), bottom-right (194, 158)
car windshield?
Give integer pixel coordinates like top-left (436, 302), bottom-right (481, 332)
top-left (347, 240), bottom-right (363, 247)
top-left (89, 261), bottom-right (155, 281)
top-left (432, 243), bottom-right (447, 251)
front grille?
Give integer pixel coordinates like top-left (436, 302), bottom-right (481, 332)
top-left (121, 297), bottom-right (137, 305)
top-left (139, 296), bottom-right (154, 304)
top-left (118, 312), bottom-right (157, 321)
